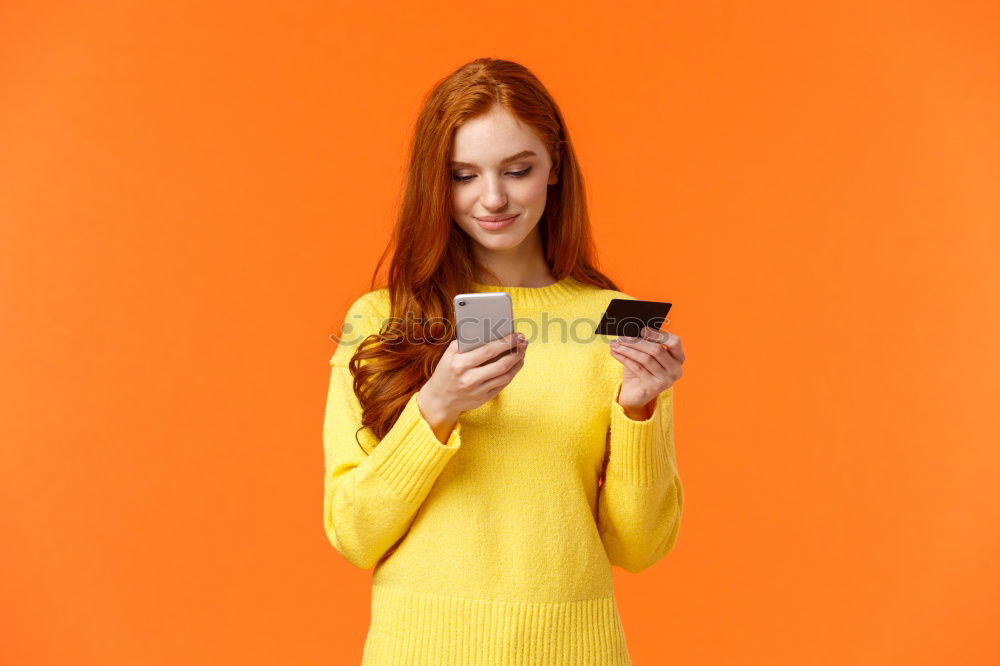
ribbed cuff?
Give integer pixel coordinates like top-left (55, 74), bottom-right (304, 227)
top-left (363, 392), bottom-right (462, 503)
top-left (608, 378), bottom-right (671, 485)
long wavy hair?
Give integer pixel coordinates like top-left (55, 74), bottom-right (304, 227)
top-left (349, 57), bottom-right (621, 450)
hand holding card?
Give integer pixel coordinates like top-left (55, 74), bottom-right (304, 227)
top-left (598, 298), bottom-right (685, 420)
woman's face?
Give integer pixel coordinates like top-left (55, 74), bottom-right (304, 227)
top-left (449, 105), bottom-right (558, 256)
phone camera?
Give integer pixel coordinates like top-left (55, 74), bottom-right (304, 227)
top-left (458, 300), bottom-right (466, 307)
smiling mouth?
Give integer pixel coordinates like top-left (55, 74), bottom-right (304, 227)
top-left (475, 215), bottom-right (518, 222)
top-left (475, 214), bottom-right (519, 231)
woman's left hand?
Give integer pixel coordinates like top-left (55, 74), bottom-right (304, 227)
top-left (609, 326), bottom-right (685, 419)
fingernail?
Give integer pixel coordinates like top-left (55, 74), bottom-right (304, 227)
top-left (517, 333), bottom-right (525, 342)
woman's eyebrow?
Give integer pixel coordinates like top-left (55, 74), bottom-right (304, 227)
top-left (449, 150), bottom-right (537, 168)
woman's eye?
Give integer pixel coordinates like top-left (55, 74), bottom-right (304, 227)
top-left (451, 167), bottom-right (532, 183)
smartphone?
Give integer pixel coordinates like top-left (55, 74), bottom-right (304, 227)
top-left (453, 292), bottom-right (515, 354)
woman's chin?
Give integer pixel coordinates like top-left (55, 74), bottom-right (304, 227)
top-left (475, 232), bottom-right (522, 251)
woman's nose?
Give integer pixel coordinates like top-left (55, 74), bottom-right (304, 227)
top-left (481, 183), bottom-right (507, 208)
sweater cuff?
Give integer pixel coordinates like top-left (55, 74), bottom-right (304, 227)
top-left (363, 391), bottom-right (462, 503)
top-left (608, 378), bottom-right (670, 485)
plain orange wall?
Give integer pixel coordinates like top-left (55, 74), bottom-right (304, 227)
top-left (2, 1), bottom-right (998, 664)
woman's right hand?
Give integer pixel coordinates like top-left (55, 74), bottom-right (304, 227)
top-left (417, 331), bottom-right (529, 428)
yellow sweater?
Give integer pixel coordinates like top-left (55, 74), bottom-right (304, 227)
top-left (322, 275), bottom-right (683, 665)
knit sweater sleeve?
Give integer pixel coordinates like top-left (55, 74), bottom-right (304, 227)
top-left (322, 293), bottom-right (463, 570)
top-left (596, 378), bottom-right (684, 573)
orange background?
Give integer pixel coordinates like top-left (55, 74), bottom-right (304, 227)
top-left (2, 2), bottom-right (998, 664)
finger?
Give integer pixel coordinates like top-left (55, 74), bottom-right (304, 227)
top-left (609, 342), bottom-right (663, 379)
top-left (622, 327), bottom-right (684, 365)
top-left (616, 326), bottom-right (661, 353)
top-left (613, 332), bottom-right (672, 376)
top-left (467, 338), bottom-right (526, 385)
top-left (643, 326), bottom-right (685, 363)
top-left (613, 336), bottom-right (684, 389)
top-left (481, 354), bottom-right (525, 393)
top-left (463, 331), bottom-right (522, 367)
top-left (609, 345), bottom-right (648, 375)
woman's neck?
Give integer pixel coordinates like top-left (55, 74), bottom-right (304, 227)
top-left (472, 268), bottom-right (557, 288)
top-left (471, 225), bottom-right (555, 287)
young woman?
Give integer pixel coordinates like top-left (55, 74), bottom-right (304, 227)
top-left (323, 57), bottom-right (686, 665)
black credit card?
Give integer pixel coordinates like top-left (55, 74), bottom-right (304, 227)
top-left (594, 298), bottom-right (672, 337)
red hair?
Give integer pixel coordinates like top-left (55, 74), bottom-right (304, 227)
top-left (349, 57), bottom-right (621, 447)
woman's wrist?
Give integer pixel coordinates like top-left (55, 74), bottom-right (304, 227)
top-left (416, 389), bottom-right (459, 442)
top-left (616, 386), bottom-right (654, 420)
top-left (620, 401), bottom-right (653, 421)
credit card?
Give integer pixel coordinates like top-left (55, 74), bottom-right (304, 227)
top-left (594, 298), bottom-right (672, 337)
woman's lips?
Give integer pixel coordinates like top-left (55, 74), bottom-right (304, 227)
top-left (475, 214), bottom-right (518, 231)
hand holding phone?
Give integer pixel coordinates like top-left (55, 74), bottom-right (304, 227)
top-left (415, 292), bottom-right (529, 438)
top-left (417, 331), bottom-right (528, 427)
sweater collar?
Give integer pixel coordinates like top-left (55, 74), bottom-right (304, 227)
top-left (469, 275), bottom-right (587, 309)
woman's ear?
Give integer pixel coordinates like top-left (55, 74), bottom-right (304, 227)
top-left (547, 166), bottom-right (558, 186)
